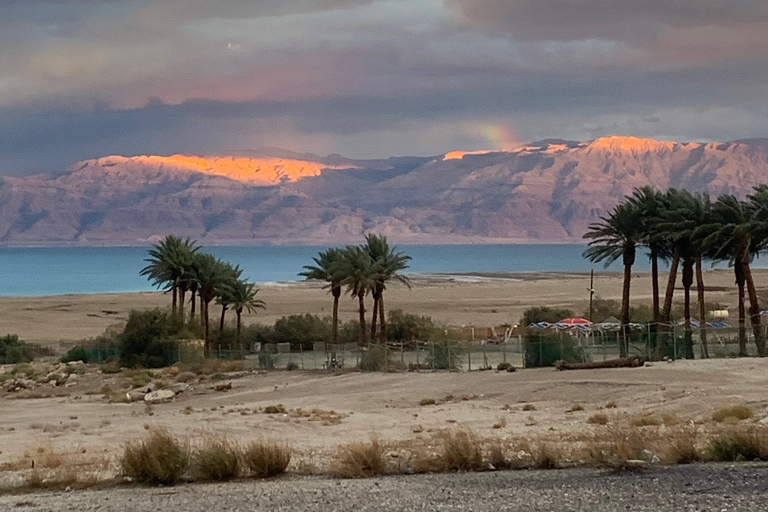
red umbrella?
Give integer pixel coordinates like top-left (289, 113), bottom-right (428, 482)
top-left (557, 317), bottom-right (592, 326)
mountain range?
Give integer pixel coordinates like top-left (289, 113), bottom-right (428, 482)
top-left (2, 136), bottom-right (768, 246)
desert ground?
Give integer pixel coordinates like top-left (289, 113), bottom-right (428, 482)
top-left (2, 269), bottom-right (768, 495)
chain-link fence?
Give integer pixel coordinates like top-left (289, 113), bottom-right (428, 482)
top-left (42, 323), bottom-right (764, 371)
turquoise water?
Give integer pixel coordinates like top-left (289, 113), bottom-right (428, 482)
top-left (0, 244), bottom-right (709, 297)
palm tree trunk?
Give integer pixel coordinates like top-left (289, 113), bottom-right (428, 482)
top-left (172, 285), bottom-right (178, 318)
top-left (696, 257), bottom-right (708, 358)
top-left (370, 291), bottom-right (380, 343)
top-left (620, 262), bottom-right (631, 358)
top-left (735, 261), bottom-right (747, 356)
top-left (200, 292), bottom-right (205, 330)
top-left (179, 288), bottom-right (186, 321)
top-left (203, 300), bottom-right (211, 354)
top-left (237, 309), bottom-right (244, 360)
top-left (358, 291), bottom-right (368, 346)
top-left (379, 293), bottom-right (387, 344)
top-left (656, 248), bottom-right (680, 360)
top-left (743, 259), bottom-right (766, 356)
top-left (219, 305), bottom-right (227, 333)
top-left (661, 249), bottom-right (680, 324)
top-left (331, 286), bottom-right (340, 348)
top-left (190, 291), bottom-right (196, 321)
top-left (651, 249), bottom-right (660, 324)
top-left (682, 258), bottom-right (694, 359)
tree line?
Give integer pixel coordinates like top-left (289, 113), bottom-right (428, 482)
top-left (300, 233), bottom-right (411, 346)
top-left (583, 186), bottom-right (768, 359)
top-left (140, 236), bottom-right (265, 353)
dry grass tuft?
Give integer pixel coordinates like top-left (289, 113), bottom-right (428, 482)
top-left (587, 413), bottom-right (609, 425)
top-left (631, 415), bottom-right (662, 427)
top-left (566, 404), bottom-right (584, 413)
top-left (712, 405), bottom-right (753, 423)
top-left (522, 404), bottom-right (536, 411)
top-left (263, 404), bottom-right (287, 414)
top-left (605, 401), bottom-right (618, 409)
top-left (242, 441), bottom-right (291, 478)
top-left (333, 438), bottom-right (387, 478)
top-left (192, 436), bottom-right (242, 482)
top-left (532, 443), bottom-right (561, 469)
top-left (415, 429), bottom-right (485, 473)
top-left (121, 428), bottom-right (190, 485)
top-left (419, 398), bottom-right (436, 406)
top-left (492, 417), bottom-right (507, 429)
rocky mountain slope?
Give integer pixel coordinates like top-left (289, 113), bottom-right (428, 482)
top-left (2, 136), bottom-right (768, 245)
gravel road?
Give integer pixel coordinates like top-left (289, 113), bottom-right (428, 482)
top-left (4, 463), bottom-right (767, 512)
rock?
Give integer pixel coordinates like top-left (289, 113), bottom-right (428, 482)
top-left (144, 389), bottom-right (175, 403)
top-left (67, 361), bottom-right (85, 367)
top-left (213, 382), bottom-right (232, 392)
top-left (166, 383), bottom-right (190, 395)
top-left (17, 379), bottom-right (36, 389)
top-left (126, 390), bottom-right (147, 402)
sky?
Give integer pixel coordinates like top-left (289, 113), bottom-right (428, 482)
top-left (2, 0), bottom-right (768, 175)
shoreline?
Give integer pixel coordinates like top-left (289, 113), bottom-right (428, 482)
top-left (0, 268), bottom-right (756, 344)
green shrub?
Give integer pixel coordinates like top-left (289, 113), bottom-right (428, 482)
top-left (426, 341), bottom-right (461, 370)
top-left (285, 362), bottom-right (300, 371)
top-left (119, 309), bottom-right (179, 368)
top-left (273, 314), bottom-right (332, 349)
top-left (61, 346), bottom-right (89, 364)
top-left (521, 307), bottom-right (575, 326)
top-left (387, 310), bottom-right (437, 342)
top-left (708, 434), bottom-right (762, 462)
top-left (360, 345), bottom-right (390, 371)
top-left (258, 351), bottom-right (275, 369)
top-left (524, 333), bottom-right (587, 368)
top-left (121, 429), bottom-right (190, 485)
top-left (0, 334), bottom-right (34, 364)
top-left (192, 437), bottom-right (242, 482)
top-left (242, 441), bottom-right (291, 478)
top-left (11, 362), bottom-right (36, 378)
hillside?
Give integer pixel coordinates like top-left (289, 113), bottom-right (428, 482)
top-left (1, 136), bottom-right (768, 245)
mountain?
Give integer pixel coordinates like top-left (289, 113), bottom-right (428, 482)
top-left (2, 135), bottom-right (768, 245)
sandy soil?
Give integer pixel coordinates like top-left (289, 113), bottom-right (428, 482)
top-left (0, 268), bottom-right (760, 344)
top-left (2, 269), bottom-right (768, 489)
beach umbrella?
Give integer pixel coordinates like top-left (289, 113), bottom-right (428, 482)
top-left (557, 317), bottom-right (592, 326)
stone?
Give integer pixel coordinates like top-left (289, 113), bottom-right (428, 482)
top-left (213, 382), bottom-right (232, 392)
top-left (144, 389), bottom-right (175, 403)
top-left (126, 390), bottom-right (147, 402)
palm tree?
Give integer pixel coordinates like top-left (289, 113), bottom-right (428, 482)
top-left (627, 187), bottom-right (674, 355)
top-left (584, 201), bottom-right (643, 358)
top-left (230, 279), bottom-right (265, 347)
top-left (658, 190), bottom-right (711, 359)
top-left (140, 235), bottom-right (200, 319)
top-left (216, 262), bottom-right (243, 336)
top-left (193, 252), bottom-right (228, 353)
top-left (299, 248), bottom-right (346, 346)
top-left (364, 233), bottom-right (412, 343)
top-left (704, 195), bottom-right (765, 357)
top-left (339, 245), bottom-right (379, 346)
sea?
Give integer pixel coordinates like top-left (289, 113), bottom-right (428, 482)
top-left (0, 244), bottom-right (744, 297)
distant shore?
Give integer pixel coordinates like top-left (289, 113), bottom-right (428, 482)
top-left (0, 268), bottom-right (753, 344)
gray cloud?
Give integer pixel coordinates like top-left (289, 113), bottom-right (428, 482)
top-left (0, 0), bottom-right (767, 175)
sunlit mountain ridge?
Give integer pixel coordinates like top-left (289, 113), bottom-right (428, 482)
top-left (1, 136), bottom-right (767, 245)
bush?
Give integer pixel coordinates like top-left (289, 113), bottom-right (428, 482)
top-left (273, 314), bottom-right (332, 349)
top-left (387, 310), bottom-right (437, 342)
top-left (416, 430), bottom-right (484, 473)
top-left (333, 438), bottom-right (387, 478)
top-left (119, 309), bottom-right (179, 368)
top-left (359, 345), bottom-right (390, 371)
top-left (708, 433), bottom-right (762, 462)
top-left (524, 333), bottom-right (587, 368)
top-left (243, 441), bottom-right (291, 478)
top-left (712, 405), bottom-right (753, 423)
top-left (521, 307), bottom-right (575, 326)
top-left (0, 334), bottom-right (34, 364)
top-left (61, 346), bottom-right (89, 364)
top-left (121, 429), bottom-right (190, 485)
top-left (426, 341), bottom-right (462, 370)
top-left (192, 436), bottom-right (242, 482)
top-left (285, 362), bottom-right (300, 371)
top-left (587, 413), bottom-right (609, 425)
